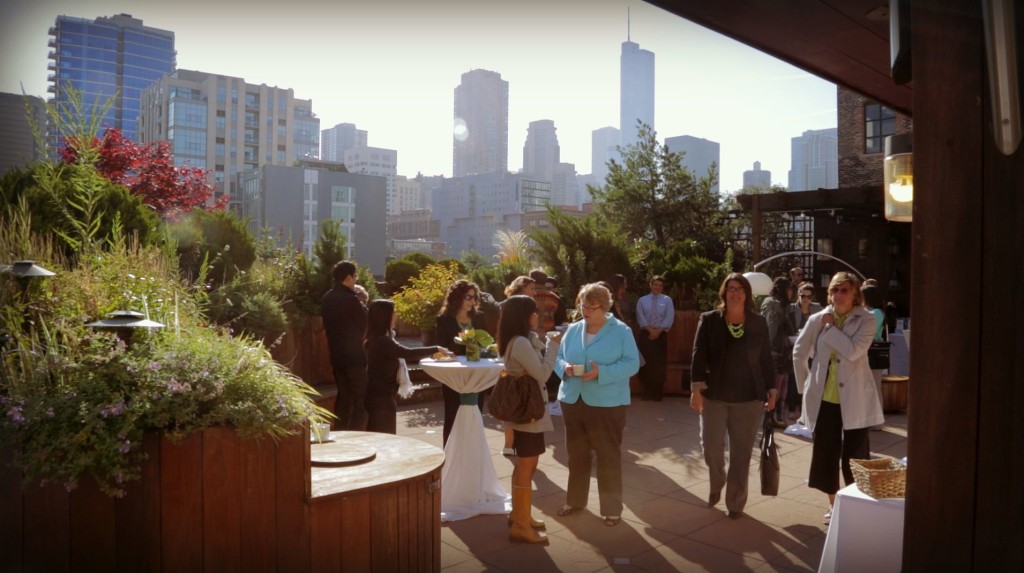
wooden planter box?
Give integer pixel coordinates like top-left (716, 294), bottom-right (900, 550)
top-left (630, 309), bottom-right (701, 396)
top-left (1, 427), bottom-right (443, 572)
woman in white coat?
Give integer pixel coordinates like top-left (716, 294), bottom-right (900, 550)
top-left (792, 272), bottom-right (884, 526)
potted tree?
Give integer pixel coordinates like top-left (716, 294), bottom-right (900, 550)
top-left (391, 261), bottom-right (461, 345)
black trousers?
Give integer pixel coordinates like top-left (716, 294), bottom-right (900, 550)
top-left (809, 401), bottom-right (870, 495)
top-left (334, 365), bottom-right (368, 431)
top-left (636, 331), bottom-right (668, 400)
top-left (366, 391), bottom-right (397, 435)
top-left (545, 372), bottom-right (561, 402)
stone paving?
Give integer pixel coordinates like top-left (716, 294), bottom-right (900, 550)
top-left (396, 397), bottom-right (908, 573)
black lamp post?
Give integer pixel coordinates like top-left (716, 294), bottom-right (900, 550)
top-left (86, 310), bottom-right (165, 346)
top-left (2, 260), bottom-right (56, 335)
top-left (4, 260), bottom-right (57, 278)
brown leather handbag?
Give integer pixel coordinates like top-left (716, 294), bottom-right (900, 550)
top-left (489, 369), bottom-right (545, 424)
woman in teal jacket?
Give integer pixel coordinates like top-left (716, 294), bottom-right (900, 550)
top-left (554, 283), bottom-right (640, 527)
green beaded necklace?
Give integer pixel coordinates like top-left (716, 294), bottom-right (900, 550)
top-left (727, 322), bottom-right (745, 338)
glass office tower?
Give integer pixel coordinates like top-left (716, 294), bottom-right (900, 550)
top-left (47, 14), bottom-right (175, 148)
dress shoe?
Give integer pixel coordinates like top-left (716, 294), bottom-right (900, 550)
top-left (707, 492), bottom-right (721, 507)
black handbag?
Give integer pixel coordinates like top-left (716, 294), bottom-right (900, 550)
top-left (868, 340), bottom-right (891, 370)
top-left (760, 411), bottom-right (780, 496)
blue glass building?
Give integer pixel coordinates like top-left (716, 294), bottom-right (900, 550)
top-left (47, 14), bottom-right (175, 147)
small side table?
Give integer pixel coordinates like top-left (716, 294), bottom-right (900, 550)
top-left (881, 375), bottom-right (909, 412)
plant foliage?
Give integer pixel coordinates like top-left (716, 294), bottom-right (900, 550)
top-left (527, 205), bottom-right (633, 301)
top-left (391, 261), bottom-right (461, 332)
top-left (59, 127), bottom-right (217, 219)
top-left (0, 217), bottom-right (329, 498)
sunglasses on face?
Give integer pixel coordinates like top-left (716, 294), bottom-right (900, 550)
top-left (829, 287), bottom-right (853, 295)
top-left (800, 294), bottom-right (812, 299)
top-left (464, 294), bottom-right (478, 301)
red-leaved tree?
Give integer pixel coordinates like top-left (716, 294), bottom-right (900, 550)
top-left (61, 128), bottom-right (224, 218)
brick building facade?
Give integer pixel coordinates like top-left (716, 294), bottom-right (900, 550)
top-left (837, 86), bottom-right (913, 188)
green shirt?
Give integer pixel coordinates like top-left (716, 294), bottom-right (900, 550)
top-left (822, 311), bottom-right (850, 404)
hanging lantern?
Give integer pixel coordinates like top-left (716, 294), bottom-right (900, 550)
top-left (884, 134), bottom-right (913, 222)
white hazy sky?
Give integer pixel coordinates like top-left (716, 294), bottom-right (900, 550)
top-left (1, 0), bottom-right (837, 192)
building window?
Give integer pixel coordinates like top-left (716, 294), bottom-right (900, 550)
top-left (865, 103), bottom-right (897, 154)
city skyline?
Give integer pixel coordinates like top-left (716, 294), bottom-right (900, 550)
top-left (1, 0), bottom-right (838, 193)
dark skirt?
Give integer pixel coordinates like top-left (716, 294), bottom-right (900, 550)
top-left (513, 429), bottom-right (546, 457)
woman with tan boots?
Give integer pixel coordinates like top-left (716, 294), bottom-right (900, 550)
top-left (497, 295), bottom-right (561, 544)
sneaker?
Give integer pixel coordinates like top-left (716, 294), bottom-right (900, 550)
top-left (822, 508), bottom-right (833, 525)
top-left (547, 401), bottom-right (563, 416)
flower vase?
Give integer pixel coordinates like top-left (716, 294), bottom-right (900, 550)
top-left (465, 345), bottom-right (481, 362)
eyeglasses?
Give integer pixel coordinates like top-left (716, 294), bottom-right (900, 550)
top-left (726, 286), bottom-right (744, 294)
top-left (579, 304), bottom-right (603, 313)
top-left (464, 294), bottom-right (478, 301)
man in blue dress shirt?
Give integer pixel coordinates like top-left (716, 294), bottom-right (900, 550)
top-left (636, 275), bottom-right (675, 401)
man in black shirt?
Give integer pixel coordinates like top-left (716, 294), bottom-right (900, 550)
top-left (321, 261), bottom-right (369, 430)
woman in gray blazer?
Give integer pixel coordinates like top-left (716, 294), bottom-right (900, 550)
top-left (498, 295), bottom-right (561, 545)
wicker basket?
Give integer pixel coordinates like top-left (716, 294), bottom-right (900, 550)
top-left (850, 457), bottom-right (906, 499)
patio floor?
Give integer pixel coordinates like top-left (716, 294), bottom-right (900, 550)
top-left (396, 397), bottom-right (908, 573)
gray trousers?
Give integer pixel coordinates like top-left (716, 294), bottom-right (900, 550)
top-left (700, 398), bottom-right (765, 513)
top-left (561, 400), bottom-right (627, 516)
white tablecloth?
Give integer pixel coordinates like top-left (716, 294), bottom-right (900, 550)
top-left (419, 356), bottom-right (509, 521)
top-left (819, 483), bottom-right (905, 573)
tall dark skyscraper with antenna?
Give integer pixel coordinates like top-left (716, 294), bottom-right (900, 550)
top-left (619, 11), bottom-right (655, 148)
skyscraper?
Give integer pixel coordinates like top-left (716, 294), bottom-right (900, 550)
top-left (320, 122), bottom-right (367, 162)
top-left (591, 126), bottom-right (620, 184)
top-left (138, 69), bottom-right (319, 202)
top-left (743, 161), bottom-right (773, 190)
top-left (47, 14), bottom-right (175, 147)
top-left (453, 69), bottom-right (508, 177)
top-left (550, 162), bottom-right (579, 207)
top-left (344, 145), bottom-right (398, 215)
top-left (788, 128), bottom-right (838, 191)
top-left (665, 135), bottom-right (720, 192)
top-left (522, 119), bottom-right (559, 181)
top-left (619, 32), bottom-right (654, 148)
top-left (0, 92), bottom-right (46, 174)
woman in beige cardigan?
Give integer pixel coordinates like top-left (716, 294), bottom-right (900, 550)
top-left (497, 295), bottom-right (561, 544)
top-left (793, 272), bottom-right (884, 526)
